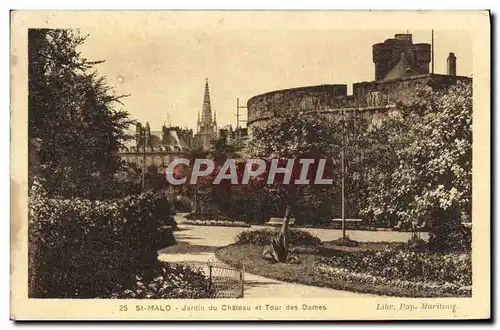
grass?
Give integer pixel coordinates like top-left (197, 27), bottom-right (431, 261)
top-left (215, 243), bottom-right (460, 298)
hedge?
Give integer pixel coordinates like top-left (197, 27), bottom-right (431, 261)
top-left (234, 228), bottom-right (321, 246)
top-left (28, 180), bottom-right (211, 298)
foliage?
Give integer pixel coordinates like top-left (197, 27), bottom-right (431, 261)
top-left (428, 222), bottom-right (471, 252)
top-left (172, 194), bottom-right (192, 213)
top-left (144, 165), bottom-right (169, 191)
top-left (246, 109), bottom-right (339, 160)
top-left (360, 81), bottom-right (472, 249)
top-left (245, 108), bottom-right (372, 231)
top-left (262, 232), bottom-right (300, 264)
top-left (315, 263), bottom-right (470, 297)
top-left (217, 243), bottom-right (467, 297)
top-left (28, 180), bottom-right (184, 298)
top-left (198, 137), bottom-right (242, 216)
top-left (235, 228), bottom-right (321, 246)
top-left (405, 234), bottom-right (428, 252)
top-left (329, 236), bottom-right (360, 247)
top-left (268, 232), bottom-right (289, 263)
top-left (113, 263), bottom-right (214, 299)
top-left (245, 109), bottom-right (339, 208)
top-left (316, 247), bottom-right (471, 290)
top-left (28, 29), bottom-right (133, 199)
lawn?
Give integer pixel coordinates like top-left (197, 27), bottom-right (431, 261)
top-left (215, 243), bottom-right (467, 298)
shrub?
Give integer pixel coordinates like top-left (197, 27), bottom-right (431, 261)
top-left (235, 228), bottom-right (321, 246)
top-left (28, 180), bottom-right (189, 298)
top-left (316, 248), bottom-right (471, 287)
top-left (405, 234), bottom-right (428, 252)
top-left (113, 263), bottom-right (215, 299)
top-left (173, 195), bottom-right (192, 213)
top-left (329, 236), bottom-right (360, 247)
top-left (315, 263), bottom-right (471, 296)
top-left (428, 222), bottom-right (471, 252)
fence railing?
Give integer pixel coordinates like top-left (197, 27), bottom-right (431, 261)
top-left (207, 258), bottom-right (244, 298)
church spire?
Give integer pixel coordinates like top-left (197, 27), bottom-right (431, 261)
top-left (202, 78), bottom-right (212, 123)
top-left (197, 110), bottom-right (200, 133)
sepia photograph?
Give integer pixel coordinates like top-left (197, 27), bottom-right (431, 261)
top-left (10, 10), bottom-right (490, 320)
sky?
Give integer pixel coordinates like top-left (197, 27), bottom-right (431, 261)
top-left (77, 12), bottom-right (472, 132)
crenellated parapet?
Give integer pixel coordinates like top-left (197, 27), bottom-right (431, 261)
top-left (373, 34), bottom-right (431, 81)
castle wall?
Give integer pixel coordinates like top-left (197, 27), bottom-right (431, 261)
top-left (247, 84), bottom-right (354, 136)
top-left (246, 74), bottom-right (471, 137)
top-left (353, 74), bottom-right (471, 108)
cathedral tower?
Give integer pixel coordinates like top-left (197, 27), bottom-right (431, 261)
top-left (194, 78), bottom-right (218, 150)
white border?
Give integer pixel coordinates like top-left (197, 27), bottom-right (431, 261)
top-left (3, 1), bottom-right (498, 329)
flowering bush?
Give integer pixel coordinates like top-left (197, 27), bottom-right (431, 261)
top-left (185, 213), bottom-right (234, 221)
top-left (315, 264), bottom-right (471, 297)
top-left (28, 180), bottom-right (210, 298)
top-left (113, 263), bottom-right (215, 299)
top-left (235, 228), bottom-right (321, 246)
top-left (315, 247), bottom-right (471, 296)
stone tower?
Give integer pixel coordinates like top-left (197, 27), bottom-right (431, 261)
top-left (372, 33), bottom-right (431, 81)
top-left (194, 78), bottom-right (218, 150)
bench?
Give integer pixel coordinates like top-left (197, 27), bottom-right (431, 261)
top-left (393, 221), bottom-right (428, 232)
top-left (332, 218), bottom-right (362, 223)
top-left (265, 217), bottom-right (296, 227)
top-left (331, 218), bottom-right (363, 229)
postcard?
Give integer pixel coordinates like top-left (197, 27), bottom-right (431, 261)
top-left (10, 10), bottom-right (490, 320)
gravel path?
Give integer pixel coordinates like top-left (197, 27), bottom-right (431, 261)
top-left (157, 214), bottom-right (418, 298)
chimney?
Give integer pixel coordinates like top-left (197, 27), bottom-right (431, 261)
top-left (447, 52), bottom-right (457, 76)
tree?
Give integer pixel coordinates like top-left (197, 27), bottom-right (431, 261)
top-left (28, 29), bottom-right (133, 198)
top-left (179, 147), bottom-right (209, 214)
top-left (361, 81), bottom-right (472, 251)
top-left (144, 165), bottom-right (169, 191)
top-left (245, 109), bottom-right (339, 262)
top-left (207, 137), bottom-right (243, 217)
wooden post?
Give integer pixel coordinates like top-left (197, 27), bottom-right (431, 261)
top-left (341, 110), bottom-right (346, 240)
top-left (431, 29), bottom-right (435, 74)
top-left (208, 264), bottom-right (213, 293)
top-left (142, 131), bottom-right (146, 190)
top-left (239, 267), bottom-right (244, 298)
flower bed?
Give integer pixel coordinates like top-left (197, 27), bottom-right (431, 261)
top-left (315, 264), bottom-right (471, 296)
top-left (184, 213), bottom-right (234, 221)
top-left (182, 219), bottom-right (251, 228)
top-left (216, 243), bottom-right (470, 297)
top-left (28, 180), bottom-right (211, 298)
top-left (234, 228), bottom-right (321, 246)
top-left (315, 247), bottom-right (471, 296)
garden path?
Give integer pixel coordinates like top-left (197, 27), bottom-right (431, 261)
top-left (157, 214), bottom-right (418, 298)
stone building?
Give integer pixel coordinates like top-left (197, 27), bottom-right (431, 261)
top-left (247, 33), bottom-right (471, 137)
top-left (118, 79), bottom-right (232, 171)
top-left (118, 122), bottom-right (193, 170)
top-left (218, 125), bottom-right (249, 146)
